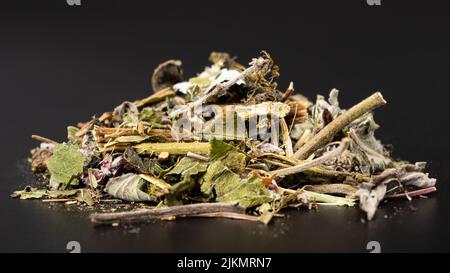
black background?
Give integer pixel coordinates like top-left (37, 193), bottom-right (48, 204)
top-left (0, 0), bottom-right (449, 252)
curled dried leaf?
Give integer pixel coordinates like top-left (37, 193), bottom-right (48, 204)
top-left (152, 60), bottom-right (183, 92)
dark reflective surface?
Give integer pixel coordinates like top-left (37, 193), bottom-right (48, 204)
top-left (1, 0), bottom-right (449, 252)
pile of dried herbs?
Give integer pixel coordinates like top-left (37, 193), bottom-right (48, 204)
top-left (12, 51), bottom-right (437, 225)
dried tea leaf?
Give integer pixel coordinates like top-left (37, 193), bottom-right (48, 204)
top-left (200, 161), bottom-right (227, 196)
top-left (311, 88), bottom-right (342, 132)
top-left (74, 189), bottom-right (95, 206)
top-left (166, 157), bottom-right (208, 195)
top-left (46, 189), bottom-right (79, 199)
top-left (221, 151), bottom-right (247, 174)
top-left (18, 189), bottom-right (48, 199)
top-left (200, 158), bottom-right (272, 208)
top-left (67, 126), bottom-right (79, 142)
top-left (87, 168), bottom-right (98, 189)
top-left (356, 182), bottom-right (387, 221)
top-left (257, 203), bottom-right (274, 225)
top-left (112, 101), bottom-right (139, 126)
top-left (348, 113), bottom-right (391, 175)
top-left (139, 107), bottom-right (163, 124)
top-left (105, 173), bottom-right (156, 202)
top-left (372, 162), bottom-right (436, 188)
top-left (214, 170), bottom-right (273, 209)
top-left (12, 188), bottom-right (79, 200)
top-left (123, 147), bottom-right (164, 175)
top-left (46, 143), bottom-right (84, 189)
top-left (152, 60), bottom-right (183, 92)
top-left (209, 139), bottom-right (240, 161)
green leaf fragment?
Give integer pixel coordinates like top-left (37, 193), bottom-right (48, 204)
top-left (74, 189), bottom-right (95, 206)
top-left (348, 113), bottom-right (391, 175)
top-left (123, 147), bottom-right (164, 175)
top-left (87, 168), bottom-right (98, 189)
top-left (19, 189), bottom-right (48, 199)
top-left (105, 173), bottom-right (157, 202)
top-left (139, 107), bottom-right (163, 123)
top-left (202, 139), bottom-right (271, 208)
top-left (209, 139), bottom-right (239, 161)
top-left (13, 188), bottom-right (79, 200)
top-left (257, 203), bottom-right (274, 225)
top-left (46, 143), bottom-right (84, 189)
top-left (201, 160), bottom-right (272, 208)
top-left (166, 157), bottom-right (208, 195)
top-left (214, 170), bottom-right (272, 209)
top-left (67, 126), bottom-right (80, 142)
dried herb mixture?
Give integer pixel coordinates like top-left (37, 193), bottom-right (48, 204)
top-left (12, 51), bottom-right (437, 225)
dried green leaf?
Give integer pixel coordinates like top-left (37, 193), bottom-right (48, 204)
top-left (209, 139), bottom-right (238, 161)
top-left (87, 168), bottom-right (98, 188)
top-left (123, 147), bottom-right (164, 175)
top-left (105, 173), bottom-right (156, 202)
top-left (139, 107), bottom-right (163, 124)
top-left (209, 139), bottom-right (247, 172)
top-left (200, 161), bottom-right (227, 196)
top-left (18, 189), bottom-right (48, 199)
top-left (166, 157), bottom-right (208, 195)
top-left (348, 113), bottom-right (391, 175)
top-left (46, 143), bottom-right (84, 189)
top-left (257, 203), bottom-right (274, 225)
top-left (112, 101), bottom-right (139, 126)
top-left (12, 188), bottom-right (79, 200)
top-left (74, 189), bottom-right (95, 206)
top-left (67, 126), bottom-right (79, 142)
top-left (214, 170), bottom-right (272, 208)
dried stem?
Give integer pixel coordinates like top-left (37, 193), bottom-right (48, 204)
top-left (270, 138), bottom-right (350, 177)
top-left (281, 82), bottom-right (294, 101)
top-left (385, 186), bottom-right (437, 199)
top-left (90, 202), bottom-right (243, 224)
top-left (293, 92), bottom-right (386, 160)
top-left (186, 152), bottom-right (209, 161)
top-left (192, 212), bottom-right (260, 222)
top-left (281, 187), bottom-right (355, 206)
top-left (31, 135), bottom-right (58, 145)
top-left (304, 184), bottom-right (358, 196)
top-left (139, 174), bottom-right (171, 193)
top-left (42, 198), bottom-right (73, 203)
top-left (134, 142), bottom-right (210, 155)
top-left (279, 118), bottom-right (294, 157)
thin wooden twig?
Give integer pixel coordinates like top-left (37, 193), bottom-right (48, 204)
top-left (42, 198), bottom-right (74, 203)
top-left (186, 152), bottom-right (209, 161)
top-left (385, 186), bottom-right (437, 199)
top-left (134, 142), bottom-right (211, 155)
top-left (31, 135), bottom-right (58, 145)
top-left (139, 174), bottom-right (171, 193)
top-left (279, 118), bottom-right (294, 157)
top-left (281, 187), bottom-right (355, 206)
top-left (90, 202), bottom-right (243, 224)
top-left (281, 82), bottom-right (294, 101)
top-left (293, 92), bottom-right (386, 160)
top-left (270, 138), bottom-right (350, 177)
top-left (192, 212), bottom-right (260, 222)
